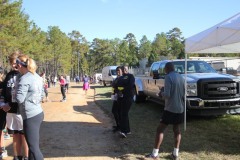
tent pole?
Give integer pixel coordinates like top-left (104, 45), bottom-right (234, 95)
top-left (184, 53), bottom-right (187, 131)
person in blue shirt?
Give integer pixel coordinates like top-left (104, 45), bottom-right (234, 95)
top-left (146, 62), bottom-right (185, 160)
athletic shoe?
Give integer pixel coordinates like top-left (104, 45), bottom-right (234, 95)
top-left (4, 134), bottom-right (10, 140)
top-left (119, 132), bottom-right (127, 138)
top-left (126, 132), bottom-right (131, 135)
top-left (60, 99), bottom-right (66, 102)
top-left (13, 156), bottom-right (20, 160)
top-left (171, 152), bottom-right (179, 160)
top-left (0, 150), bottom-right (8, 158)
top-left (23, 157), bottom-right (29, 160)
top-left (145, 153), bottom-right (158, 159)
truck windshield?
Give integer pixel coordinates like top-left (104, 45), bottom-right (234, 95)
top-left (172, 61), bottom-right (217, 74)
top-left (111, 69), bottom-right (117, 75)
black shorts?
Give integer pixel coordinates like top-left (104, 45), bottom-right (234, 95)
top-left (0, 109), bottom-right (7, 130)
top-left (160, 110), bottom-right (184, 125)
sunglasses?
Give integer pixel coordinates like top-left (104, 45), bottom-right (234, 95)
top-left (16, 58), bottom-right (28, 67)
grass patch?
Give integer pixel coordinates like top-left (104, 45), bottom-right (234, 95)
top-left (92, 84), bottom-right (240, 160)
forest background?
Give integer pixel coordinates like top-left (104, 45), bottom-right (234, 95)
top-left (0, 0), bottom-right (239, 78)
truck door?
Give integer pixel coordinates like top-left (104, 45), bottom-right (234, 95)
top-left (148, 63), bottom-right (166, 98)
top-left (146, 62), bottom-right (161, 98)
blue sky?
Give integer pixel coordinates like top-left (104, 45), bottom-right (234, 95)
top-left (22, 0), bottom-right (240, 42)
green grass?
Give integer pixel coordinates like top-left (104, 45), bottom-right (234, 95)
top-left (92, 84), bottom-right (240, 160)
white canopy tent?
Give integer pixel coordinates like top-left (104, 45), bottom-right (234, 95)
top-left (184, 13), bottom-right (240, 130)
top-left (185, 12), bottom-right (240, 53)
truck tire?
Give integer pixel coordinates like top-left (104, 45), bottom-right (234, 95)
top-left (133, 88), bottom-right (146, 103)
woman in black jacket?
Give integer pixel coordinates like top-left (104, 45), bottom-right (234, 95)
top-left (1, 52), bottom-right (28, 160)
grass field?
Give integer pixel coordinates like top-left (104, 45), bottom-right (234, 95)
top-left (92, 84), bottom-right (240, 160)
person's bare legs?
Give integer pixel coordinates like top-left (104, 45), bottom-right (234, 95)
top-left (12, 133), bottom-right (29, 158)
top-left (173, 124), bottom-right (181, 148)
top-left (154, 123), bottom-right (168, 149)
top-left (21, 134), bottom-right (28, 158)
top-left (0, 131), bottom-right (3, 153)
top-left (172, 124), bottom-right (181, 157)
top-left (146, 123), bottom-right (168, 157)
top-left (13, 134), bottom-right (21, 157)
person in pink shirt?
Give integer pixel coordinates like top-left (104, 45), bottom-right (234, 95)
top-left (59, 75), bottom-right (66, 102)
top-left (82, 75), bottom-right (90, 95)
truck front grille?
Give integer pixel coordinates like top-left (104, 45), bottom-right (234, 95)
top-left (198, 79), bottom-right (240, 99)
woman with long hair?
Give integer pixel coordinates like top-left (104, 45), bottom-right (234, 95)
top-left (15, 54), bottom-right (44, 160)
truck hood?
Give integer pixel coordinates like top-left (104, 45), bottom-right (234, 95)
top-left (183, 73), bottom-right (236, 83)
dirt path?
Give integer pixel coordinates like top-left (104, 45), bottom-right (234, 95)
top-left (4, 83), bottom-right (121, 160)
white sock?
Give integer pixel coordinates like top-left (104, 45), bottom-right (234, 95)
top-left (152, 148), bottom-right (159, 156)
top-left (173, 148), bottom-right (179, 156)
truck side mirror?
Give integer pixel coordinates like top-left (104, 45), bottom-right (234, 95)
top-left (108, 73), bottom-right (111, 76)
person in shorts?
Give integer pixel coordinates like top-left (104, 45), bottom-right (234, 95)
top-left (1, 52), bottom-right (28, 160)
top-left (145, 62), bottom-right (185, 160)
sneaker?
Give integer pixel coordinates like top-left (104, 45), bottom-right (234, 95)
top-left (4, 134), bottom-right (10, 140)
top-left (60, 99), bottom-right (66, 102)
top-left (0, 150), bottom-right (8, 158)
top-left (126, 132), bottom-right (131, 135)
top-left (145, 153), bottom-right (158, 159)
top-left (171, 152), bottom-right (179, 160)
top-left (119, 132), bottom-right (127, 138)
top-left (13, 156), bottom-right (20, 160)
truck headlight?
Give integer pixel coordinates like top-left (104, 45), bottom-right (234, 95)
top-left (187, 83), bottom-right (197, 96)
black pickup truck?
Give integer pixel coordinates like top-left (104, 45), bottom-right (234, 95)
top-left (134, 60), bottom-right (240, 116)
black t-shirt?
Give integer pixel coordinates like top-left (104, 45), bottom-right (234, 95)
top-left (116, 73), bottom-right (135, 98)
top-left (1, 70), bottom-right (21, 114)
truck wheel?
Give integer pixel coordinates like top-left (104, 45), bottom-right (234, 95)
top-left (133, 88), bottom-right (146, 103)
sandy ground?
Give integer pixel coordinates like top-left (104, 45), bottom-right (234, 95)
top-left (3, 83), bottom-right (122, 160)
